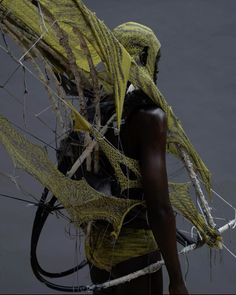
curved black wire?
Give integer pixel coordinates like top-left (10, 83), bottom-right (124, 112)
top-left (28, 92), bottom-right (197, 292)
top-left (29, 193), bottom-right (196, 292)
top-left (30, 187), bottom-right (89, 292)
top-left (30, 132), bottom-right (89, 292)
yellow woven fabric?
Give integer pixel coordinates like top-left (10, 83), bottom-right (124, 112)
top-left (85, 223), bottom-right (158, 271)
top-left (0, 0), bottom-right (212, 195)
top-left (0, 0), bottom-right (130, 128)
top-left (113, 22), bottom-right (161, 80)
top-left (0, 0), bottom-right (222, 269)
top-left (0, 115), bottom-right (221, 249)
top-left (0, 116), bottom-right (143, 239)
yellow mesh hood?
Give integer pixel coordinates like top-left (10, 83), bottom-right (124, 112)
top-left (113, 22), bottom-right (161, 80)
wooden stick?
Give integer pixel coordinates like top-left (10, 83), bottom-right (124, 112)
top-left (73, 28), bottom-right (102, 173)
top-left (89, 260), bottom-right (164, 291)
top-left (85, 218), bottom-right (235, 291)
top-left (179, 147), bottom-right (216, 228)
top-left (218, 218), bottom-right (236, 233)
top-left (66, 114), bottom-right (116, 178)
top-left (39, 6), bottom-right (87, 118)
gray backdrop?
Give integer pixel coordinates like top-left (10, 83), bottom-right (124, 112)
top-left (0, 0), bottom-right (236, 293)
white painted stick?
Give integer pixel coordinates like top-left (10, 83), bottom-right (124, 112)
top-left (179, 147), bottom-right (216, 228)
top-left (66, 114), bottom-right (116, 178)
top-left (85, 218), bottom-right (235, 291)
top-left (180, 219), bottom-right (236, 255)
top-left (218, 218), bottom-right (236, 233)
top-left (89, 260), bottom-right (164, 291)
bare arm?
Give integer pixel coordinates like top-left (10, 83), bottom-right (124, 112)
top-left (136, 107), bottom-right (188, 294)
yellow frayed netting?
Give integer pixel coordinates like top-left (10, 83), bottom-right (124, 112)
top-left (0, 0), bottom-right (222, 270)
top-left (0, 0), bottom-right (210, 193)
top-left (0, 115), bottom-right (221, 251)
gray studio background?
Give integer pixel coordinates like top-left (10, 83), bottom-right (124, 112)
top-left (0, 0), bottom-right (236, 293)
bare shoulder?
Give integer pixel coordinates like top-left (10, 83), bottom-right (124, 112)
top-left (120, 93), bottom-right (167, 158)
top-left (133, 105), bottom-right (167, 135)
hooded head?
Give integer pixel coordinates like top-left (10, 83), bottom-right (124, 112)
top-left (113, 22), bottom-right (161, 82)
